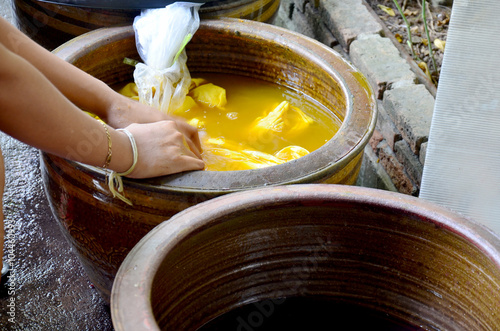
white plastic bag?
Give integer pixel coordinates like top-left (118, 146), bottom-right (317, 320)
top-left (133, 2), bottom-right (201, 113)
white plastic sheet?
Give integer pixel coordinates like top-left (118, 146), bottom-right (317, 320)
top-left (133, 2), bottom-right (201, 113)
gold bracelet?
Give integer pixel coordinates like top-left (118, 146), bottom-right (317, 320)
top-left (107, 129), bottom-right (138, 206)
top-left (97, 119), bottom-right (112, 169)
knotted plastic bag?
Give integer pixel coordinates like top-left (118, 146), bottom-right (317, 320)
top-left (133, 2), bottom-right (201, 113)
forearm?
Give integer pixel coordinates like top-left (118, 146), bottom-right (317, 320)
top-left (0, 17), bottom-right (117, 120)
top-left (0, 43), bottom-right (132, 173)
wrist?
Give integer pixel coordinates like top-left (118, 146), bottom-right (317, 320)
top-left (107, 128), bottom-right (134, 174)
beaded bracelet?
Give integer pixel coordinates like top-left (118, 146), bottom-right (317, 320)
top-left (107, 129), bottom-right (138, 206)
top-left (97, 119), bottom-right (112, 169)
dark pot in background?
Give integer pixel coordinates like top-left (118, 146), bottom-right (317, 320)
top-left (111, 184), bottom-right (500, 330)
top-left (13, 0), bottom-right (281, 50)
top-left (41, 19), bottom-right (376, 302)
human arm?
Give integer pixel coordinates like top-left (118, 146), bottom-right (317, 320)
top-left (0, 16), bottom-right (202, 155)
top-left (0, 42), bottom-right (204, 178)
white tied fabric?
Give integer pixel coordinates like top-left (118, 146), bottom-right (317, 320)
top-left (133, 2), bottom-right (201, 113)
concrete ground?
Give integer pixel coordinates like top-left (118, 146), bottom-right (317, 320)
top-left (1, 1), bottom-right (113, 330)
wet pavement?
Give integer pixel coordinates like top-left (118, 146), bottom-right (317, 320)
top-left (1, 2), bottom-right (113, 330)
top-left (0, 135), bottom-right (114, 330)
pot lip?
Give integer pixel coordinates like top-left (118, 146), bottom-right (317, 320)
top-left (110, 184), bottom-right (500, 330)
top-left (52, 18), bottom-right (377, 192)
top-left (35, 0), bottom-right (271, 10)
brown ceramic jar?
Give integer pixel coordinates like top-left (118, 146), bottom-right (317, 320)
top-left (13, 0), bottom-right (281, 49)
top-left (111, 184), bottom-right (500, 330)
top-left (41, 19), bottom-right (377, 302)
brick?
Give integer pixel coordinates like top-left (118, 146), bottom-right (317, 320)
top-left (279, 0), bottom-right (294, 18)
top-left (304, 3), bottom-right (339, 47)
top-left (274, 1), bottom-right (315, 38)
top-left (294, 0), bottom-right (310, 12)
top-left (349, 34), bottom-right (418, 99)
top-left (274, 0), bottom-right (294, 29)
top-left (383, 84), bottom-right (434, 154)
top-left (378, 141), bottom-right (419, 196)
top-left (289, 8), bottom-right (316, 39)
top-left (316, 21), bottom-right (339, 48)
top-left (376, 100), bottom-right (402, 150)
top-left (394, 140), bottom-right (424, 186)
top-left (356, 145), bottom-right (398, 192)
top-left (369, 129), bottom-right (384, 151)
top-left (320, 0), bottom-right (383, 49)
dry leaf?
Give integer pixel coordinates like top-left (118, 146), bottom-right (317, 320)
top-left (418, 61), bottom-right (433, 82)
top-left (378, 4), bottom-right (395, 16)
top-left (434, 39), bottom-right (446, 52)
top-left (422, 39), bottom-right (429, 46)
top-left (395, 33), bottom-right (403, 43)
top-left (403, 9), bottom-right (419, 16)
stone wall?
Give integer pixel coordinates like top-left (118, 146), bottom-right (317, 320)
top-left (274, 0), bottom-right (436, 196)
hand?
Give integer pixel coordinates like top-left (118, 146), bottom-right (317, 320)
top-left (104, 93), bottom-right (203, 156)
top-left (123, 121), bottom-right (205, 179)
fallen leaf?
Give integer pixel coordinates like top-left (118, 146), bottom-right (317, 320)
top-left (437, 18), bottom-right (450, 26)
top-left (418, 61), bottom-right (433, 82)
top-left (434, 39), bottom-right (446, 52)
top-left (378, 4), bottom-right (395, 16)
top-left (395, 33), bottom-right (403, 43)
top-left (403, 9), bottom-right (419, 16)
top-left (422, 38), bottom-right (429, 46)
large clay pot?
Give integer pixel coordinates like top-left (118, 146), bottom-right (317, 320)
top-left (41, 19), bottom-right (376, 302)
top-left (111, 184), bottom-right (500, 330)
top-left (13, 0), bottom-right (281, 50)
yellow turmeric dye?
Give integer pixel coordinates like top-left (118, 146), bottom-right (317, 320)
top-left (118, 73), bottom-right (341, 171)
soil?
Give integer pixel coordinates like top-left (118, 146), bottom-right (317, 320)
top-left (364, 0), bottom-right (452, 86)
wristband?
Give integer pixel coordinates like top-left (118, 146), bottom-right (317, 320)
top-left (107, 129), bottom-right (138, 206)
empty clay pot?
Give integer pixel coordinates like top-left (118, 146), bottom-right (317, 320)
top-left (13, 0), bottom-right (281, 49)
top-left (41, 19), bottom-right (376, 302)
top-left (111, 184), bottom-right (500, 330)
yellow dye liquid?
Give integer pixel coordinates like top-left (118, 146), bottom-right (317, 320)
top-left (120, 73), bottom-right (341, 171)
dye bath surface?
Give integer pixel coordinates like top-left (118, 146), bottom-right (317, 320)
top-left (200, 297), bottom-right (424, 331)
top-left (189, 73), bottom-right (341, 154)
top-left (0, 133), bottom-right (112, 330)
top-left (118, 73), bottom-right (342, 171)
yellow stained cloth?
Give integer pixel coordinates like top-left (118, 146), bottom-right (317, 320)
top-left (202, 137), bottom-right (284, 171)
top-left (172, 96), bottom-right (198, 115)
top-left (189, 83), bottom-right (227, 108)
top-left (118, 79), bottom-right (316, 171)
top-left (118, 82), bottom-right (140, 101)
top-left (189, 78), bottom-right (209, 90)
top-left (188, 117), bottom-right (205, 130)
top-left (249, 101), bottom-right (314, 139)
top-left (289, 105), bottom-right (314, 136)
top-left (275, 145), bottom-right (310, 162)
top-left (251, 100), bottom-right (288, 134)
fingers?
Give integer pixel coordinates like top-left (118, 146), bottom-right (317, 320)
top-left (109, 98), bottom-right (204, 155)
top-left (182, 134), bottom-right (203, 159)
top-left (174, 120), bottom-right (203, 155)
top-left (124, 121), bottom-right (205, 179)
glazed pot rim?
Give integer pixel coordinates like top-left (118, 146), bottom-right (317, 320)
top-left (37, 0), bottom-right (270, 10)
top-left (52, 18), bottom-right (377, 192)
top-left (110, 184), bottom-right (500, 330)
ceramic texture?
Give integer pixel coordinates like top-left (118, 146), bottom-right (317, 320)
top-left (13, 0), bottom-right (281, 50)
top-left (41, 19), bottom-right (377, 302)
top-left (111, 184), bottom-right (500, 331)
